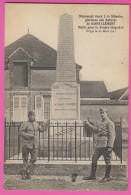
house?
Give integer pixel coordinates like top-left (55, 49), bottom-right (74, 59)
top-left (4, 33), bottom-right (128, 122)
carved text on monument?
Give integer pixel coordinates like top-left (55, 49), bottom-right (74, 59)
top-left (51, 83), bottom-right (79, 120)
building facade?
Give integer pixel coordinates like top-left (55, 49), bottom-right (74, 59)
top-left (4, 33), bottom-right (128, 124)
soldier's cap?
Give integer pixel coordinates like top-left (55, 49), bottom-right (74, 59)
top-left (28, 110), bottom-right (35, 117)
top-left (99, 107), bottom-right (107, 112)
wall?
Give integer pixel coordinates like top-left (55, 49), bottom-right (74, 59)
top-left (31, 70), bottom-right (56, 89)
top-left (76, 68), bottom-right (80, 82)
top-left (4, 91), bottom-right (10, 121)
top-left (80, 104), bottom-right (128, 125)
top-left (31, 68), bottom-right (80, 89)
top-left (4, 70), bottom-right (10, 89)
top-left (4, 68), bottom-right (80, 90)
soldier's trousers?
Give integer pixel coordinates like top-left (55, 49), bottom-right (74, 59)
top-left (92, 147), bottom-right (112, 165)
top-left (22, 147), bottom-right (37, 171)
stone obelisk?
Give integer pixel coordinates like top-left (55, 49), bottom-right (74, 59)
top-left (56, 13), bottom-right (76, 82)
top-left (51, 13), bottom-right (80, 122)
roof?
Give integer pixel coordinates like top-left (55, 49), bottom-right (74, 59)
top-left (5, 34), bottom-right (82, 69)
top-left (8, 47), bottom-right (31, 61)
top-left (80, 81), bottom-right (109, 99)
top-left (109, 87), bottom-right (128, 100)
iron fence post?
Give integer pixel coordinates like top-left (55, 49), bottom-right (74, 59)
top-left (80, 125), bottom-right (81, 160)
top-left (4, 118), bottom-right (6, 162)
top-left (120, 117), bottom-right (122, 163)
top-left (57, 121), bottom-right (59, 159)
top-left (62, 126), bottom-right (63, 160)
top-left (75, 121), bottom-right (77, 162)
top-left (48, 121), bottom-right (50, 162)
top-left (39, 127), bottom-right (40, 160)
top-left (9, 122), bottom-right (11, 159)
top-left (18, 125), bottom-right (20, 159)
top-left (53, 126), bottom-right (54, 160)
top-left (13, 121), bottom-right (15, 159)
top-left (66, 122), bottom-right (67, 160)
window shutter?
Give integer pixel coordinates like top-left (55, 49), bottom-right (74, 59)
top-left (35, 95), bottom-right (44, 121)
top-left (13, 97), bottom-right (20, 122)
top-left (13, 96), bottom-right (27, 122)
top-left (14, 97), bottom-right (19, 108)
top-left (21, 96), bottom-right (27, 121)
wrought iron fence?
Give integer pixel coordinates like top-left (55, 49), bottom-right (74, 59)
top-left (4, 119), bottom-right (122, 162)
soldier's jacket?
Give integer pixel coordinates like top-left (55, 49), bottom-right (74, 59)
top-left (19, 121), bottom-right (48, 149)
top-left (87, 118), bottom-right (116, 148)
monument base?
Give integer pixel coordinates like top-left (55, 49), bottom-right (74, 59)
top-left (50, 119), bottom-right (84, 137)
top-left (45, 119), bottom-right (93, 159)
top-left (50, 119), bottom-right (83, 125)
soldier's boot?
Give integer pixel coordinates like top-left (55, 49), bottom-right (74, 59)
top-left (20, 170), bottom-right (27, 180)
top-left (83, 162), bottom-right (97, 180)
top-left (24, 161), bottom-right (33, 179)
top-left (99, 165), bottom-right (111, 183)
top-left (24, 161), bottom-right (32, 172)
top-left (19, 160), bottom-right (28, 179)
top-left (26, 170), bottom-right (31, 180)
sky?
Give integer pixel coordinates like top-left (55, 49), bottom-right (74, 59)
top-left (5, 3), bottom-right (129, 92)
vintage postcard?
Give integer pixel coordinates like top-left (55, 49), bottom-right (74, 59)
top-left (3, 2), bottom-right (130, 192)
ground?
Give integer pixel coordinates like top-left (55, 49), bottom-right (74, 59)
top-left (4, 174), bottom-right (128, 191)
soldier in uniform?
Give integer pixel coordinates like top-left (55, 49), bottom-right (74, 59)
top-left (19, 111), bottom-right (49, 180)
top-left (83, 107), bottom-right (116, 182)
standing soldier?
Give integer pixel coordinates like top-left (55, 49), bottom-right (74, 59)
top-left (19, 111), bottom-right (49, 180)
top-left (83, 107), bottom-right (116, 182)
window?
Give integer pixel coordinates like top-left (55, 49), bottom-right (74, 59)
top-left (13, 96), bottom-right (27, 122)
top-left (35, 96), bottom-right (50, 121)
top-left (35, 95), bottom-right (44, 121)
top-left (13, 62), bottom-right (28, 87)
top-left (44, 97), bottom-right (50, 120)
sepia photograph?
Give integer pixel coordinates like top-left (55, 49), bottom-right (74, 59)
top-left (3, 2), bottom-right (129, 191)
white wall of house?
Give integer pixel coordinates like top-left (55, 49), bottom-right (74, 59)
top-left (80, 104), bottom-right (128, 125)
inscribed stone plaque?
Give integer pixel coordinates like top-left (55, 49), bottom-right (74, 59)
top-left (51, 82), bottom-right (80, 120)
